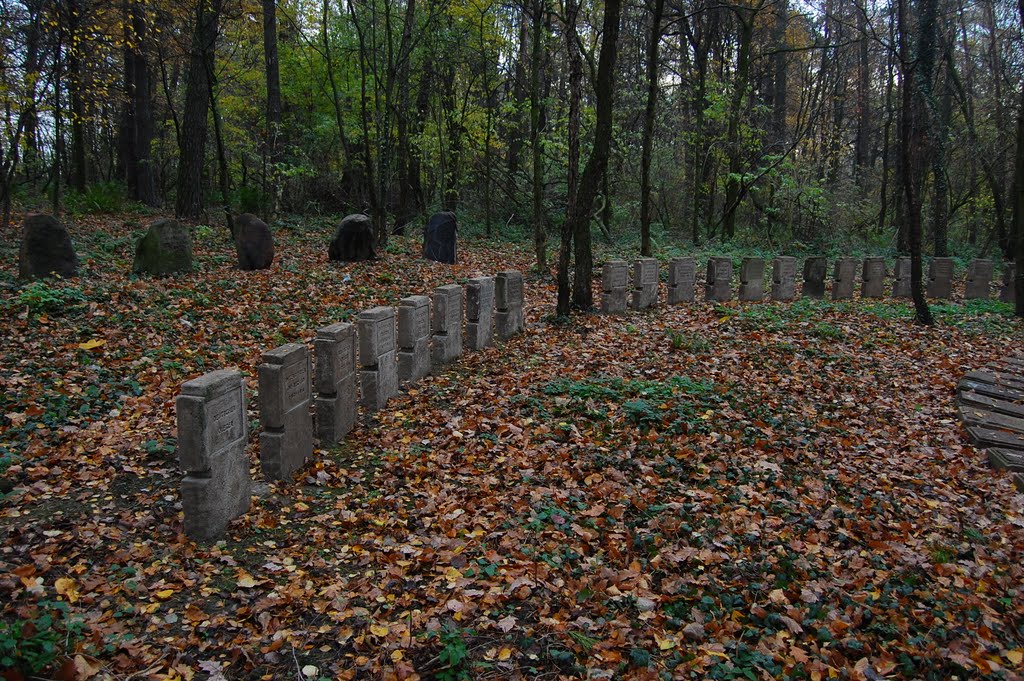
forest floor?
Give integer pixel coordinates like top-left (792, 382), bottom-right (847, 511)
top-left (0, 214), bottom-right (1023, 681)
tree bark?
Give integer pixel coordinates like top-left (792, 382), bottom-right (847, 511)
top-left (530, 0), bottom-right (547, 272)
top-left (556, 0), bottom-right (582, 314)
top-left (639, 0), bottom-right (665, 257)
top-left (1014, 0), bottom-right (1024, 315)
top-left (263, 0), bottom-right (282, 214)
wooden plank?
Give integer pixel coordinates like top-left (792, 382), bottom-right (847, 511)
top-left (964, 369), bottom-right (1024, 390)
top-left (958, 405), bottom-right (1024, 434)
top-left (987, 448), bottom-right (1024, 473)
top-left (964, 425), bottom-right (1024, 451)
top-left (991, 356), bottom-right (1024, 372)
top-left (958, 391), bottom-right (1024, 419)
top-left (957, 378), bottom-right (1024, 403)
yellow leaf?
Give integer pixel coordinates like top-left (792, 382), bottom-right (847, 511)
top-left (390, 650), bottom-right (404, 662)
top-left (74, 655), bottom-right (102, 679)
top-left (155, 589), bottom-right (175, 600)
top-left (55, 577), bottom-right (80, 603)
top-left (444, 566), bottom-right (463, 583)
top-left (1006, 649), bottom-right (1023, 665)
top-left (655, 635), bottom-right (676, 651)
top-left (369, 624), bottom-right (389, 637)
top-left (78, 339), bottom-right (106, 350)
top-left (497, 647), bottom-right (512, 661)
top-left (236, 572), bottom-right (260, 588)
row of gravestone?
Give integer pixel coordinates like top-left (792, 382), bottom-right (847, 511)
top-left (175, 271), bottom-right (525, 540)
top-left (600, 256), bottom-right (1016, 312)
top-left (17, 210), bottom-right (461, 280)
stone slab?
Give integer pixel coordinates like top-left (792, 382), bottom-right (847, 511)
top-left (965, 424), bottom-right (1024, 451)
top-left (495, 271), bottom-right (524, 338)
top-left (432, 284), bottom-right (463, 364)
top-left (832, 257), bottom-right (857, 300)
top-left (358, 307), bottom-right (397, 367)
top-left (667, 257), bottom-right (696, 304)
top-left (771, 256), bottom-right (796, 301)
top-left (602, 261), bottom-right (629, 314)
top-left (892, 258), bottom-right (912, 298)
top-left (360, 349), bottom-right (399, 411)
top-left (314, 323), bottom-right (357, 443)
top-left (706, 257), bottom-right (733, 302)
top-left (802, 257), bottom-right (827, 298)
top-left (927, 257), bottom-right (954, 299)
top-left (631, 258), bottom-right (658, 310)
top-left (466, 277), bottom-right (495, 349)
top-left (861, 257), bottom-right (885, 298)
top-left (738, 258), bottom-right (764, 302)
top-left (397, 296), bottom-right (431, 349)
top-left (398, 338), bottom-right (431, 383)
top-left (987, 448), bottom-right (1024, 473)
top-left (1000, 264), bottom-right (1016, 303)
top-left (965, 259), bottom-right (993, 300)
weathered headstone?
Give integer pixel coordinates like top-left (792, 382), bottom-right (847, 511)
top-left (495, 271), bottom-right (525, 338)
top-left (358, 307), bottom-right (399, 411)
top-left (892, 257), bottom-right (912, 298)
top-left (466, 276), bottom-right (495, 349)
top-left (802, 257), bottom-right (827, 298)
top-left (861, 257), bottom-right (886, 298)
top-left (423, 211), bottom-right (458, 264)
top-left (315, 323), bottom-right (357, 443)
top-left (601, 260), bottom-right (629, 314)
top-left (177, 370), bottom-right (251, 540)
top-left (234, 213), bottom-right (274, 271)
top-left (771, 256), bottom-right (797, 301)
top-left (832, 257), bottom-right (857, 300)
top-left (965, 259), bottom-right (993, 300)
top-left (706, 257), bottom-right (733, 302)
top-left (431, 285), bottom-right (463, 365)
top-left (926, 257), bottom-right (954, 299)
top-left (668, 257), bottom-right (696, 304)
top-left (259, 343), bottom-right (313, 480)
top-left (329, 214), bottom-right (377, 262)
top-left (18, 214), bottom-right (79, 280)
top-left (398, 296), bottom-right (431, 383)
top-left (631, 258), bottom-right (659, 309)
top-left (738, 258), bottom-right (765, 302)
top-left (133, 218), bottom-right (193, 276)
top-left (1000, 264), bottom-right (1016, 304)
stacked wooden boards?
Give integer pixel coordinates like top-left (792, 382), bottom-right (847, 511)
top-left (957, 357), bottom-right (1024, 491)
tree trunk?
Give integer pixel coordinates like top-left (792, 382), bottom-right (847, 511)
top-left (854, 1), bottom-right (870, 187)
top-left (121, 0), bottom-right (159, 206)
top-left (639, 0), bottom-right (665, 257)
top-left (263, 0), bottom-right (282, 214)
top-left (530, 0), bottom-right (547, 272)
top-left (1014, 0), bottom-right (1024, 315)
top-left (722, 6), bottom-right (754, 240)
top-left (556, 0), bottom-right (582, 314)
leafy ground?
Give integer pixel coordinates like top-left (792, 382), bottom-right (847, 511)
top-left (1, 215), bottom-right (1023, 681)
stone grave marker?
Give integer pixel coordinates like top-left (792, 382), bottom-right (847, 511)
top-left (431, 285), bottom-right (463, 365)
top-left (861, 257), bottom-right (886, 298)
top-left (803, 257), bottom-right (827, 298)
top-left (892, 257), bottom-right (912, 298)
top-left (832, 257), bottom-right (857, 300)
top-left (601, 260), bottom-right (628, 314)
top-left (1000, 264), bottom-right (1016, 304)
top-left (423, 212), bottom-right (458, 264)
top-left (771, 256), bottom-right (796, 301)
top-left (706, 257), bottom-right (733, 302)
top-left (631, 258), bottom-right (658, 309)
top-left (134, 218), bottom-right (193, 276)
top-left (315, 322), bottom-right (357, 443)
top-left (18, 214), bottom-right (79, 280)
top-left (927, 257), bottom-right (954, 299)
top-left (466, 276), bottom-right (495, 349)
top-left (177, 370), bottom-right (251, 541)
top-left (329, 214), bottom-right (377, 262)
top-left (398, 296), bottom-right (431, 382)
top-left (495, 270), bottom-right (524, 338)
top-left (965, 259), bottom-right (993, 300)
top-left (234, 213), bottom-right (274, 270)
top-left (358, 307), bottom-right (398, 411)
top-left (667, 257), bottom-right (696, 304)
top-left (259, 343), bottom-right (313, 479)
top-left (738, 258), bottom-right (764, 302)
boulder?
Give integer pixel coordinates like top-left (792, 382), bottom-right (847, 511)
top-left (329, 214), bottom-right (377, 262)
top-left (423, 211), bottom-right (457, 264)
top-left (18, 214), bottom-right (78, 280)
top-left (234, 213), bottom-right (274, 270)
top-left (133, 219), bottom-right (193, 275)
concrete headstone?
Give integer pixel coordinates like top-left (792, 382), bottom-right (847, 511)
top-left (601, 260), bottom-right (628, 314)
top-left (832, 257), bottom-right (857, 300)
top-left (466, 277), bottom-right (495, 349)
top-left (631, 258), bottom-right (658, 309)
top-left (892, 257), bottom-right (912, 298)
top-left (358, 307), bottom-right (398, 411)
top-left (315, 323), bottom-right (357, 443)
top-left (259, 343), bottom-right (313, 479)
top-left (134, 218), bottom-right (193, 275)
top-left (965, 259), bottom-right (993, 300)
top-left (706, 257), bottom-right (733, 302)
top-left (495, 271), bottom-right (525, 339)
top-left (18, 214), bottom-right (79, 280)
top-left (398, 296), bottom-right (431, 383)
top-left (668, 257), bottom-right (696, 304)
top-left (177, 370), bottom-right (251, 540)
top-left (927, 257), bottom-right (954, 299)
top-left (431, 284), bottom-right (463, 365)
top-left (771, 256), bottom-right (796, 301)
top-left (803, 257), bottom-right (827, 298)
top-left (861, 257), bottom-right (886, 298)
top-left (738, 258), bottom-right (764, 302)
top-left (1000, 264), bottom-right (1016, 304)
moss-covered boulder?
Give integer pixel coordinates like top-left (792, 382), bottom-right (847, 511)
top-left (133, 219), bottom-right (193, 276)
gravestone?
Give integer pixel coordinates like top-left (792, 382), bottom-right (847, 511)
top-left (315, 323), bottom-right (357, 443)
top-left (601, 260), bottom-right (629, 314)
top-left (329, 214), bottom-right (377, 262)
top-left (892, 257), bottom-right (912, 298)
top-left (495, 271), bottom-right (525, 338)
top-left (358, 307), bottom-right (399, 411)
top-left (861, 257), bottom-right (886, 298)
top-left (234, 213), bottom-right (274, 271)
top-left (423, 211), bottom-right (458, 264)
top-left (802, 257), bottom-right (827, 298)
top-left (927, 257), bottom-right (954, 299)
top-left (631, 258), bottom-right (659, 309)
top-left (259, 343), bottom-right (313, 480)
top-left (432, 285), bottom-right (463, 365)
top-left (738, 258), bottom-right (764, 302)
top-left (398, 296), bottom-right (431, 383)
top-left (965, 259), bottom-right (993, 300)
top-left (134, 218), bottom-right (193, 275)
top-left (706, 257), bottom-right (733, 302)
top-left (1000, 264), bottom-right (1016, 304)
top-left (18, 214), bottom-right (79, 280)
top-left (771, 256), bottom-right (796, 301)
top-left (466, 277), bottom-right (495, 349)
top-left (832, 257), bottom-right (857, 300)
top-left (668, 257), bottom-right (696, 304)
top-left (177, 370), bottom-right (251, 540)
